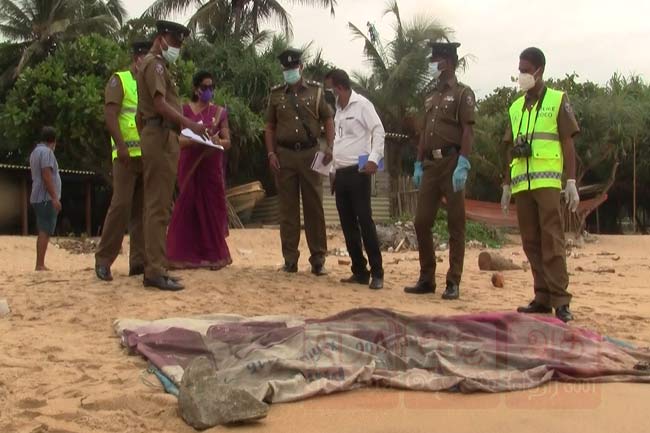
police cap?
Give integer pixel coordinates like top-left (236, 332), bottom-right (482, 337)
top-left (131, 40), bottom-right (153, 55)
top-left (429, 41), bottom-right (461, 59)
top-left (156, 20), bottom-right (190, 42)
top-left (278, 47), bottom-right (303, 68)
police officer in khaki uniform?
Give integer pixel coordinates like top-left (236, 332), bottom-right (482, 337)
top-left (501, 47), bottom-right (580, 322)
top-left (405, 41), bottom-right (475, 300)
top-left (137, 21), bottom-right (205, 291)
top-left (265, 48), bottom-right (335, 275)
top-left (95, 41), bottom-right (152, 282)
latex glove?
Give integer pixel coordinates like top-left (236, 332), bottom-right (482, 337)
top-left (565, 179), bottom-right (580, 212)
top-left (452, 155), bottom-right (471, 193)
top-left (500, 184), bottom-right (512, 215)
top-left (412, 161), bottom-right (423, 188)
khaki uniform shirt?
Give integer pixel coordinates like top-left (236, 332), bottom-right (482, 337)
top-left (423, 76), bottom-right (476, 152)
top-left (265, 80), bottom-right (333, 144)
top-left (136, 54), bottom-right (181, 121)
top-left (105, 73), bottom-right (126, 106)
top-left (503, 86), bottom-right (580, 144)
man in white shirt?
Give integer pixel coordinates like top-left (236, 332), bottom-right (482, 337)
top-left (324, 69), bottom-right (385, 290)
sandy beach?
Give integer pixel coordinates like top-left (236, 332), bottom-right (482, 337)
top-left (1, 229), bottom-right (650, 433)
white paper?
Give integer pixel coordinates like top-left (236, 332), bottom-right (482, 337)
top-left (311, 151), bottom-right (332, 176)
top-left (181, 128), bottom-right (224, 150)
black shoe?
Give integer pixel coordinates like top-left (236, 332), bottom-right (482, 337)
top-left (369, 276), bottom-right (384, 290)
top-left (404, 281), bottom-right (435, 294)
top-left (555, 305), bottom-right (574, 323)
top-left (95, 264), bottom-right (113, 281)
top-left (311, 265), bottom-right (328, 276)
top-left (128, 265), bottom-right (144, 276)
top-left (517, 300), bottom-right (553, 314)
top-left (340, 274), bottom-right (370, 285)
top-left (282, 263), bottom-right (298, 273)
top-left (143, 276), bottom-right (185, 291)
top-left (442, 282), bottom-right (460, 300)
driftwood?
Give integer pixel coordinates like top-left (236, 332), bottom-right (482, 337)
top-left (478, 252), bottom-right (522, 271)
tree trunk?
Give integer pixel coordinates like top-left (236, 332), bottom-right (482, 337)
top-left (478, 252), bottom-right (522, 271)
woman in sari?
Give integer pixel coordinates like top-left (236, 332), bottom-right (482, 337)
top-left (167, 71), bottom-right (232, 270)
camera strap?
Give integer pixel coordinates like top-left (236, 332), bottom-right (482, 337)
top-left (515, 87), bottom-right (548, 143)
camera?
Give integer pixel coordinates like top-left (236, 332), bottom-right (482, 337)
top-left (512, 135), bottom-right (532, 158)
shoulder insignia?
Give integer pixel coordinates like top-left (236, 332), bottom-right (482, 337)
top-left (109, 76), bottom-right (119, 87)
top-left (307, 80), bottom-right (322, 87)
top-left (564, 101), bottom-right (573, 114)
top-left (271, 83), bottom-right (285, 91)
top-left (155, 63), bottom-right (164, 76)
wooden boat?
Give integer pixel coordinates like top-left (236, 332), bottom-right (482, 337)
top-left (226, 181), bottom-right (266, 222)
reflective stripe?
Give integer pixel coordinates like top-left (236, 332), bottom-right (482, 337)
top-left (531, 132), bottom-right (559, 141)
top-left (512, 171), bottom-right (562, 186)
top-left (121, 107), bottom-right (137, 113)
top-left (111, 141), bottom-right (139, 150)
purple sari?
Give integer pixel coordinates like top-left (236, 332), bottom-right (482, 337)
top-left (166, 103), bottom-right (232, 269)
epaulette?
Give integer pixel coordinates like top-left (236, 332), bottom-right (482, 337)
top-left (270, 83), bottom-right (285, 91)
top-left (306, 80), bottom-right (322, 87)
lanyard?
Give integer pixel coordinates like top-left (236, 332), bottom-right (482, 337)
top-left (515, 87), bottom-right (547, 143)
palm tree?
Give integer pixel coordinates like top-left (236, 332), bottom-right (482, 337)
top-left (0, 0), bottom-right (126, 80)
top-left (144, 0), bottom-right (337, 40)
top-left (348, 0), bottom-right (454, 137)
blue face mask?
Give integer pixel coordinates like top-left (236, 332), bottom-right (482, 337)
top-left (283, 68), bottom-right (301, 85)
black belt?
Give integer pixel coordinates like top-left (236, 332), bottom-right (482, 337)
top-left (425, 146), bottom-right (459, 160)
top-left (278, 141), bottom-right (317, 151)
top-left (145, 117), bottom-right (179, 132)
top-left (336, 165), bottom-right (360, 173)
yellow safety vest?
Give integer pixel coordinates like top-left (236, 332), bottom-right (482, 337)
top-left (111, 70), bottom-right (141, 160)
top-left (509, 87), bottom-right (564, 194)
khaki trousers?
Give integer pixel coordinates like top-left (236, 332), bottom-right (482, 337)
top-left (140, 125), bottom-right (179, 279)
top-left (276, 146), bottom-right (327, 267)
top-left (95, 158), bottom-right (145, 268)
top-left (515, 188), bottom-right (572, 307)
top-left (414, 155), bottom-right (465, 285)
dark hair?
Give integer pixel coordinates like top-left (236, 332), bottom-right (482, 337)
top-left (191, 70), bottom-right (213, 102)
top-left (41, 126), bottom-right (56, 143)
top-left (325, 69), bottom-right (351, 90)
top-left (520, 47), bottom-right (546, 69)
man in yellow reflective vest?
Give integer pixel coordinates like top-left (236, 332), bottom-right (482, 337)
top-left (95, 41), bottom-right (152, 281)
top-left (501, 47), bottom-right (580, 322)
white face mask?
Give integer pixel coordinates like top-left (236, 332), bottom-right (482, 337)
top-left (162, 39), bottom-right (180, 64)
top-left (429, 61), bottom-right (442, 80)
top-left (518, 69), bottom-right (539, 91)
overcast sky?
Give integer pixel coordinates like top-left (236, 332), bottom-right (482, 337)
top-left (124, 0), bottom-right (650, 97)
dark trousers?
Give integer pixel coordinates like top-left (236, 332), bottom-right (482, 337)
top-left (515, 188), bottom-right (572, 307)
top-left (414, 155), bottom-right (465, 285)
top-left (335, 166), bottom-right (383, 278)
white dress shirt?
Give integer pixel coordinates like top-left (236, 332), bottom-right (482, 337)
top-left (332, 91), bottom-right (385, 170)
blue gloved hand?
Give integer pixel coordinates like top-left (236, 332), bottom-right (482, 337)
top-left (412, 161), bottom-right (423, 188)
top-left (452, 155), bottom-right (471, 193)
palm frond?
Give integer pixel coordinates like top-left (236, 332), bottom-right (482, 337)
top-left (348, 22), bottom-right (387, 75)
top-left (143, 0), bottom-right (201, 20)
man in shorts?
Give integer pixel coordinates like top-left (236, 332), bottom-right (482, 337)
top-left (29, 126), bottom-right (62, 271)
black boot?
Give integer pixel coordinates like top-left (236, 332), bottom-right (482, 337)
top-left (404, 281), bottom-right (435, 294)
top-left (143, 275), bottom-right (185, 291)
top-left (95, 264), bottom-right (113, 281)
top-left (282, 262), bottom-right (298, 273)
top-left (441, 281), bottom-right (460, 300)
top-left (555, 305), bottom-right (574, 322)
top-left (311, 264), bottom-right (328, 276)
top-left (340, 273), bottom-right (370, 285)
top-left (517, 300), bottom-right (552, 314)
